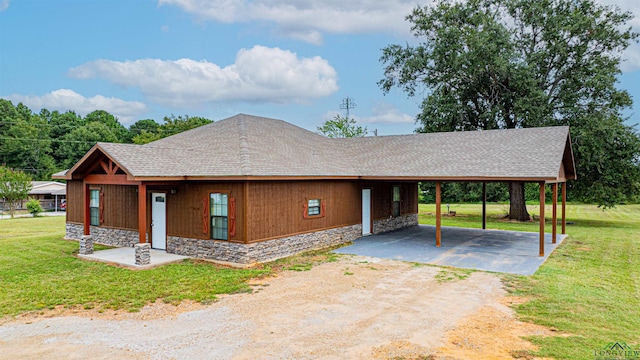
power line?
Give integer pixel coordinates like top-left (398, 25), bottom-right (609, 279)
top-left (0, 120), bottom-right (206, 135)
top-left (340, 96), bottom-right (357, 120)
top-left (0, 136), bottom-right (102, 144)
top-left (0, 120), bottom-right (176, 135)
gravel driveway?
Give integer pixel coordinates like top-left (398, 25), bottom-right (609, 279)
top-left (0, 255), bottom-right (545, 359)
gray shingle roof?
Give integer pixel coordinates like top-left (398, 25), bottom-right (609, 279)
top-left (29, 181), bottom-right (66, 195)
top-left (66, 114), bottom-right (575, 181)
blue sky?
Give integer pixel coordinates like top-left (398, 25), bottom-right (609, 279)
top-left (1, 0), bottom-right (639, 135)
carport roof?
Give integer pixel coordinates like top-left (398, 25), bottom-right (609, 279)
top-left (57, 114), bottom-right (576, 182)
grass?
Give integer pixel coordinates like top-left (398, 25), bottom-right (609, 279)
top-left (0, 217), bottom-right (261, 316)
top-left (419, 203), bottom-right (640, 359)
top-left (2, 205), bottom-right (638, 359)
top-left (435, 268), bottom-right (474, 283)
top-left (0, 216), bottom-right (343, 317)
top-left (269, 245), bottom-right (342, 272)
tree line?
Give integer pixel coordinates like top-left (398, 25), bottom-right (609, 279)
top-left (0, 99), bottom-right (212, 180)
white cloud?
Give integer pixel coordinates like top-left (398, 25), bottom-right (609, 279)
top-left (600, 0), bottom-right (640, 23)
top-left (355, 102), bottom-right (415, 125)
top-left (620, 43), bottom-right (640, 72)
top-left (285, 30), bottom-right (324, 46)
top-left (4, 89), bottom-right (148, 124)
top-left (0, 0), bottom-right (9, 11)
top-left (158, 0), bottom-right (417, 43)
top-left (598, 0), bottom-right (640, 72)
top-left (68, 45), bottom-right (339, 107)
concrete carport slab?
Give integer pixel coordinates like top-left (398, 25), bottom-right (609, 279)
top-left (334, 225), bottom-right (566, 275)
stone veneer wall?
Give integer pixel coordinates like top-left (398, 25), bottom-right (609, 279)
top-left (373, 213), bottom-right (419, 234)
top-left (67, 216), bottom-right (416, 265)
top-left (66, 223), bottom-right (140, 248)
top-left (167, 224), bottom-right (362, 264)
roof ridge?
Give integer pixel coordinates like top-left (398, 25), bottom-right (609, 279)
top-left (31, 181), bottom-right (59, 187)
top-left (237, 115), bottom-right (252, 175)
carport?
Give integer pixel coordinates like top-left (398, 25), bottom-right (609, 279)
top-left (335, 225), bottom-right (568, 275)
top-left (357, 126), bottom-right (576, 257)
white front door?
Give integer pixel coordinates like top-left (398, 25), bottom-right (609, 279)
top-left (362, 189), bottom-right (371, 235)
top-left (151, 193), bottom-right (166, 250)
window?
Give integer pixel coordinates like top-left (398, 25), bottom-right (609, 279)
top-left (89, 189), bottom-right (100, 226)
top-left (308, 199), bottom-right (321, 216)
top-left (210, 193), bottom-right (228, 240)
top-left (392, 186), bottom-right (401, 217)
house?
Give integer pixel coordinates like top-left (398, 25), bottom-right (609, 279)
top-left (53, 114), bottom-right (576, 265)
top-left (28, 181), bottom-right (67, 211)
top-left (0, 181), bottom-right (66, 212)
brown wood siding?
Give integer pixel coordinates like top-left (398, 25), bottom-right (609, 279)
top-left (363, 181), bottom-right (418, 220)
top-left (165, 182), bottom-right (245, 242)
top-left (66, 179), bottom-right (417, 242)
top-left (66, 180), bottom-right (83, 223)
top-left (247, 180), bottom-right (361, 242)
top-left (557, 161), bottom-right (567, 182)
top-left (402, 182), bottom-right (419, 215)
top-left (67, 181), bottom-right (139, 230)
top-left (99, 185), bottom-right (138, 230)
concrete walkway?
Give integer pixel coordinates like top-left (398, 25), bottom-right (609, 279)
top-left (78, 248), bottom-right (189, 269)
top-left (334, 225), bottom-right (566, 275)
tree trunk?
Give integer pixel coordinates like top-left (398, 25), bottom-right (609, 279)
top-left (9, 200), bottom-right (16, 219)
top-left (508, 182), bottom-right (530, 221)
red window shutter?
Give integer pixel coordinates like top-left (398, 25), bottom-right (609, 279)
top-left (99, 189), bottom-right (104, 224)
top-left (303, 203), bottom-right (309, 219)
top-left (202, 197), bottom-right (209, 235)
top-left (229, 197), bottom-right (236, 237)
top-left (321, 201), bottom-right (326, 217)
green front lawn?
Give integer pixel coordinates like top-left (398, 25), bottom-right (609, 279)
top-left (2, 205), bottom-right (638, 359)
top-left (419, 203), bottom-right (640, 359)
top-left (0, 216), bottom-right (269, 317)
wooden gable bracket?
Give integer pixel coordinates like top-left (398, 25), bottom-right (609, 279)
top-left (99, 159), bottom-right (121, 176)
top-left (84, 156), bottom-right (135, 185)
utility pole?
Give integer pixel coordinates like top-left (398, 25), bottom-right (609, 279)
top-left (340, 97), bottom-right (357, 120)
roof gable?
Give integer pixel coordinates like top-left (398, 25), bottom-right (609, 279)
top-left (63, 144), bottom-right (134, 180)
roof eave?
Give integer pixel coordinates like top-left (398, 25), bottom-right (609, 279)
top-left (64, 143), bottom-right (136, 180)
top-left (128, 175), bottom-right (561, 182)
top-left (359, 176), bottom-right (560, 182)
top-left (564, 131), bottom-right (578, 180)
top-left (51, 172), bottom-right (67, 180)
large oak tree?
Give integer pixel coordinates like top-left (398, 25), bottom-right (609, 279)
top-left (380, 0), bottom-right (640, 219)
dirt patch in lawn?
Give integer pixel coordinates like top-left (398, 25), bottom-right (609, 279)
top-left (2, 299), bottom-right (209, 325)
top-left (0, 255), bottom-right (552, 359)
top-left (435, 297), bottom-right (554, 360)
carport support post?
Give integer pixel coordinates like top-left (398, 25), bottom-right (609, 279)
top-left (435, 182), bottom-right (441, 247)
top-left (138, 182), bottom-right (147, 244)
top-left (562, 182), bottom-right (567, 234)
top-left (539, 182), bottom-right (545, 257)
top-left (482, 182), bottom-right (487, 230)
top-left (552, 183), bottom-right (557, 244)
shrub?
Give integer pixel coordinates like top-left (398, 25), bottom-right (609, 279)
top-left (26, 198), bottom-right (43, 217)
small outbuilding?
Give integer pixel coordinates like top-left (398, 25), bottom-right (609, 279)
top-left (28, 181), bottom-right (67, 211)
top-left (53, 114), bottom-right (576, 265)
top-left (0, 181), bottom-right (66, 212)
